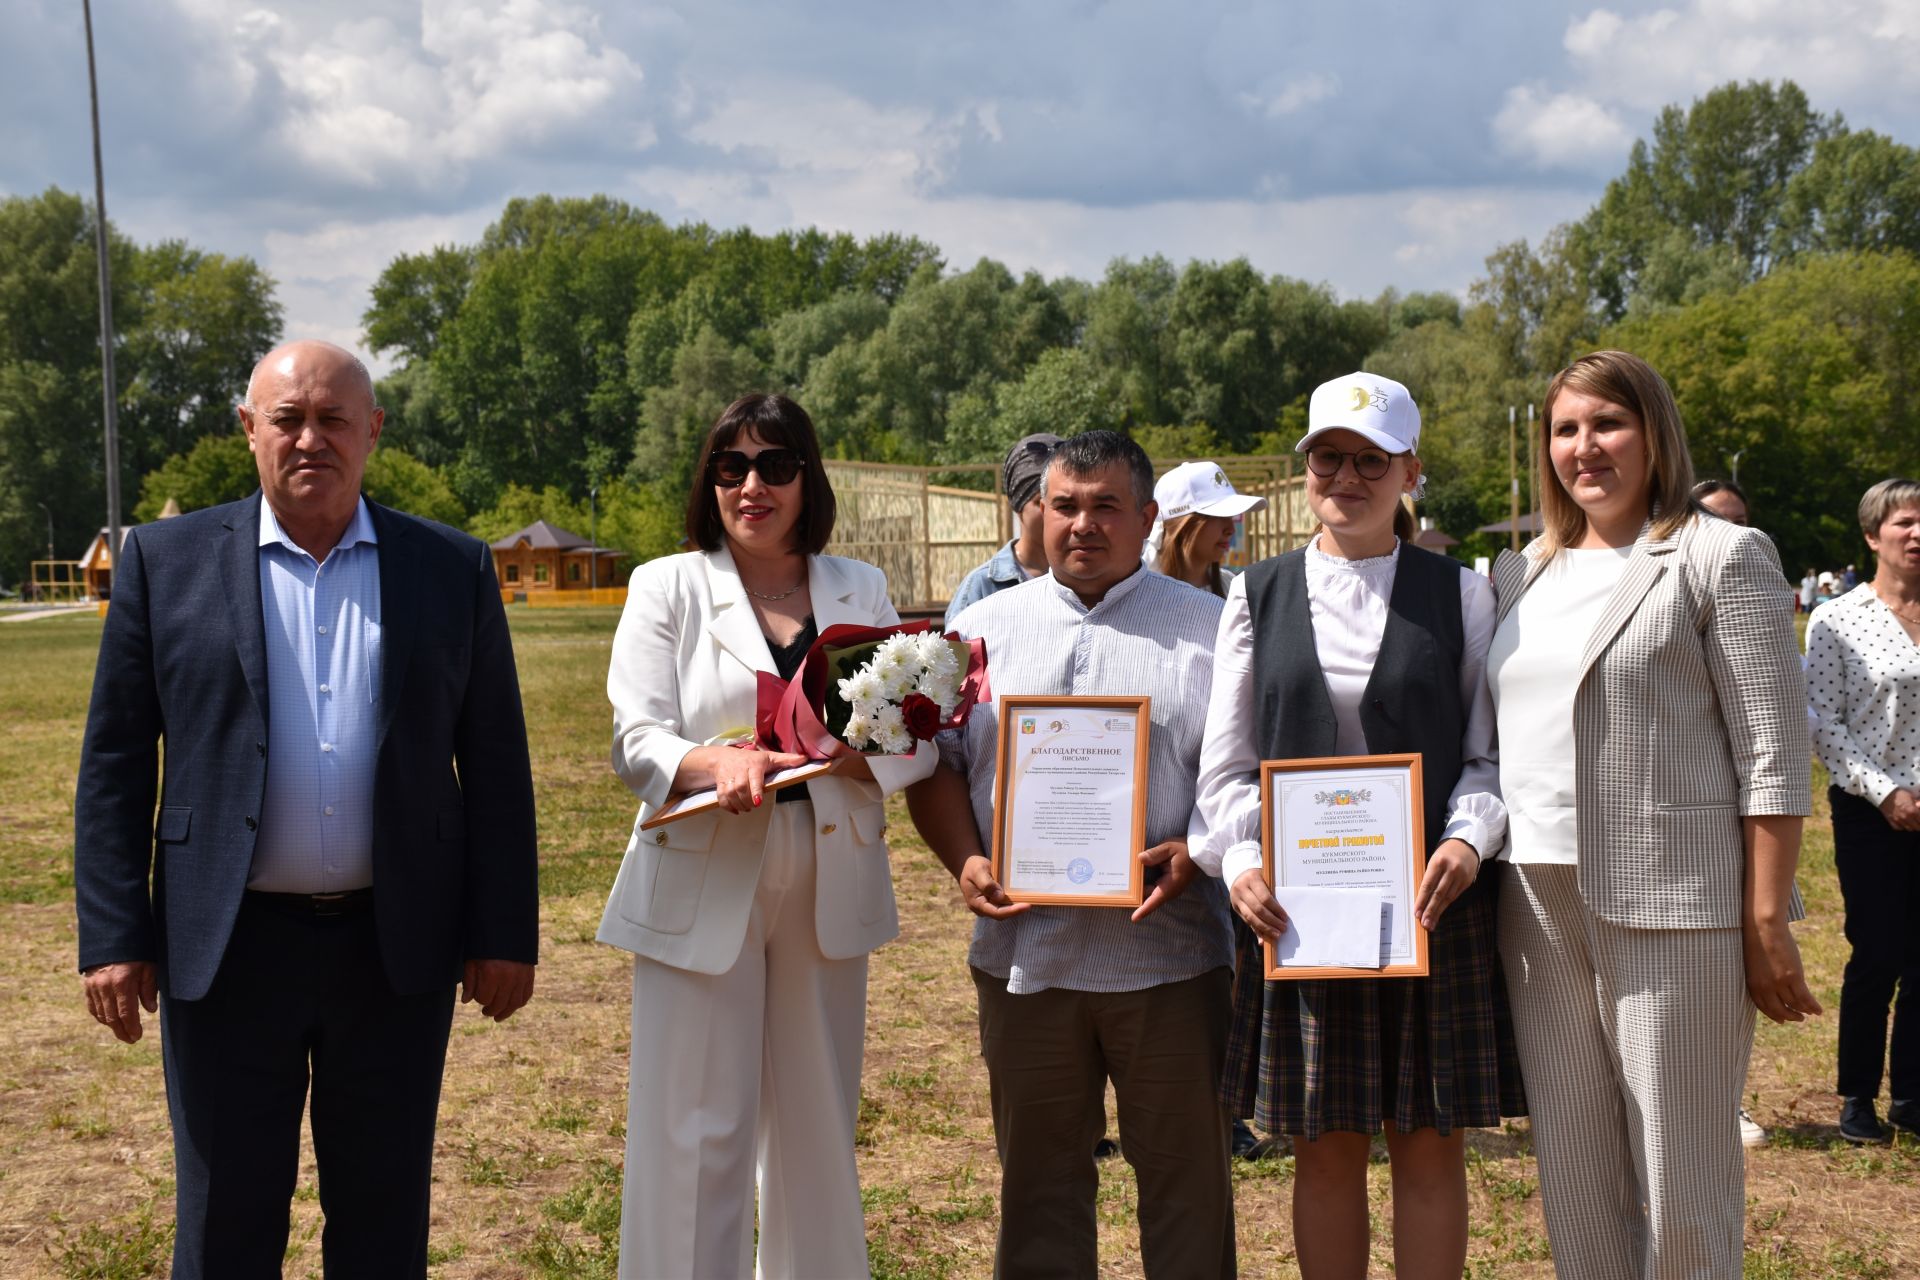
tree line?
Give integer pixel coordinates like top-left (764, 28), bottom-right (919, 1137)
top-left (2, 79), bottom-right (1916, 587)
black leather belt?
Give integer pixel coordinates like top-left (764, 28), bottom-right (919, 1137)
top-left (244, 887), bottom-right (374, 917)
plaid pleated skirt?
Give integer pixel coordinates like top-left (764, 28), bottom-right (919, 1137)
top-left (1221, 870), bottom-right (1527, 1141)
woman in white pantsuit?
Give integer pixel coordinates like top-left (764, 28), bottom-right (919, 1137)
top-left (1487, 351), bottom-right (1818, 1280)
top-left (599, 394), bottom-right (934, 1279)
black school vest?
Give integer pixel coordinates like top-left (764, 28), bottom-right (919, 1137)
top-left (1242, 543), bottom-right (1465, 853)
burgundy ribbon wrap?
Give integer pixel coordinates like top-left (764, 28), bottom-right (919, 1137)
top-left (752, 621), bottom-right (990, 761)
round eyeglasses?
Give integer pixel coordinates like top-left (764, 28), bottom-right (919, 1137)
top-left (1304, 445), bottom-right (1398, 481)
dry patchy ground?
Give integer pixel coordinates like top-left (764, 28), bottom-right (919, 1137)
top-left (2, 608), bottom-right (1916, 1278)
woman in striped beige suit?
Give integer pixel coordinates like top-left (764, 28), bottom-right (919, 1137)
top-left (1486, 350), bottom-right (1818, 1279)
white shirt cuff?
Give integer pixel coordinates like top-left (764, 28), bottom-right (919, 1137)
top-left (1220, 841), bottom-right (1264, 890)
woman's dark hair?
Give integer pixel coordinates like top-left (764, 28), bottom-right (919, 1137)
top-left (684, 394), bottom-right (837, 555)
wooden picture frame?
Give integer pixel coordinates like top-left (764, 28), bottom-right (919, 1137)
top-left (990, 694), bottom-right (1151, 907)
top-left (1259, 753), bottom-right (1429, 980)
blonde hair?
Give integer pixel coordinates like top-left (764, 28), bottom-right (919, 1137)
top-left (1537, 350), bottom-right (1695, 557)
top-left (1157, 513), bottom-right (1228, 597)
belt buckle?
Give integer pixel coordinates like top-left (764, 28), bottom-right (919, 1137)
top-left (311, 891), bottom-right (353, 917)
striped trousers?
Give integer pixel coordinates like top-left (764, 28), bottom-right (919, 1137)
top-left (1498, 864), bottom-right (1753, 1280)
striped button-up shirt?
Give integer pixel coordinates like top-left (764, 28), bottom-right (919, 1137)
top-left (940, 566), bottom-right (1232, 994)
top-left (250, 499), bottom-right (381, 893)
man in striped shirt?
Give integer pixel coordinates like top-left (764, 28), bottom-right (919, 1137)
top-left (908, 430), bottom-right (1235, 1279)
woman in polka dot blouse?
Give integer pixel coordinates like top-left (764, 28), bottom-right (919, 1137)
top-left (1806, 477), bottom-right (1920, 1145)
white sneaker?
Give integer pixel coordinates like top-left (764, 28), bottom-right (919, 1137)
top-left (1738, 1108), bottom-right (1767, 1148)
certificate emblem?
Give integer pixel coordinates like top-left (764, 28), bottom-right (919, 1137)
top-left (1020, 717), bottom-right (1036, 734)
top-left (1067, 858), bottom-right (1094, 884)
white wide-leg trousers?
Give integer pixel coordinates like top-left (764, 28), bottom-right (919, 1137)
top-left (618, 802), bottom-right (871, 1280)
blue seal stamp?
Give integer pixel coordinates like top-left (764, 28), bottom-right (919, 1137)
top-left (1067, 858), bottom-right (1094, 885)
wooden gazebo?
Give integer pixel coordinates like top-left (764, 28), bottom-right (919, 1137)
top-left (489, 519), bottom-right (623, 595)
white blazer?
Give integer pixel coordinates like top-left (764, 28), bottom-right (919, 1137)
top-left (597, 546), bottom-right (936, 974)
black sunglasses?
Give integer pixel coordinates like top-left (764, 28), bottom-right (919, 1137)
top-left (709, 448), bottom-right (806, 488)
top-left (1304, 445), bottom-right (1400, 481)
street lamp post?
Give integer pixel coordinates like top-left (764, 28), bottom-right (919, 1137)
top-left (37, 502), bottom-right (55, 563)
top-left (82, 0), bottom-right (122, 588)
top-left (589, 484), bottom-right (599, 591)
top-left (1729, 449), bottom-right (1747, 487)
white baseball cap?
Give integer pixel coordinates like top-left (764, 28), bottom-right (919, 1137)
top-left (1296, 372), bottom-right (1421, 455)
top-left (1153, 461), bottom-right (1269, 521)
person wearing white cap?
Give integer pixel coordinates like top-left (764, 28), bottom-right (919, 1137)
top-left (1150, 461), bottom-right (1267, 598)
top-left (1195, 371), bottom-right (1523, 1279)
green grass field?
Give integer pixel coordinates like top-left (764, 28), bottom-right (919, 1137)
top-left (2, 607), bottom-right (1916, 1278)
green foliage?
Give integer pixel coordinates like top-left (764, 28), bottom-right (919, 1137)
top-left (631, 326), bottom-right (769, 493)
top-left (1608, 249), bottom-right (1920, 571)
top-left (469, 477), bottom-right (680, 569)
top-left (363, 447), bottom-right (467, 527)
top-left (521, 1159), bottom-right (621, 1280)
top-left (0, 188), bottom-right (279, 587)
top-left (133, 432), bottom-right (255, 520)
top-left (50, 1204), bottom-right (174, 1279)
top-left (1576, 80), bottom-right (1840, 317)
top-left (1129, 422), bottom-right (1224, 460)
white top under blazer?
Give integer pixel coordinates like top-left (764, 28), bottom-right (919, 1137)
top-left (597, 547), bottom-right (936, 974)
top-left (1487, 544), bottom-right (1632, 864)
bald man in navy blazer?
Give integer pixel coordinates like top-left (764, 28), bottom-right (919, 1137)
top-left (74, 339), bottom-right (540, 1278)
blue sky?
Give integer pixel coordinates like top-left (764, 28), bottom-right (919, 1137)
top-left (5, 0), bottom-right (1916, 374)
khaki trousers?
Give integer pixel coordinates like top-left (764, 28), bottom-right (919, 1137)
top-left (1499, 864), bottom-right (1753, 1280)
top-left (972, 966), bottom-right (1235, 1280)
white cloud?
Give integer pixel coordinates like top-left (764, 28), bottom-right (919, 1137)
top-left (1236, 73), bottom-right (1341, 120)
top-left (1492, 87), bottom-right (1634, 172)
top-left (1553, 0), bottom-right (1920, 115)
top-left (184, 0), bottom-right (650, 190)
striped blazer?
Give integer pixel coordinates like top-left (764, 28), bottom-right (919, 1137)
top-left (1492, 515), bottom-right (1810, 929)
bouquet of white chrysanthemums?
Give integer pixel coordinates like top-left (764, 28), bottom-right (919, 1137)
top-left (835, 629), bottom-right (971, 753)
top-left (753, 621), bottom-right (987, 762)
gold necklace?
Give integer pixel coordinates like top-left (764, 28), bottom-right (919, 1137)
top-left (745, 579), bottom-right (805, 602)
top-left (1875, 581), bottom-right (1920, 622)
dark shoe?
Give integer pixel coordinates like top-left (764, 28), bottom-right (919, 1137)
top-left (1888, 1099), bottom-right (1920, 1138)
top-left (1230, 1118), bottom-right (1258, 1159)
top-left (1093, 1136), bottom-right (1120, 1160)
top-left (1840, 1097), bottom-right (1889, 1144)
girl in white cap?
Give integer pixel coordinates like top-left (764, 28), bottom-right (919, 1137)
top-left (1151, 461), bottom-right (1268, 598)
top-left (1195, 372), bottom-right (1522, 1279)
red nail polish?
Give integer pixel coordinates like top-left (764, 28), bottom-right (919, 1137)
top-left (753, 794), bottom-right (762, 806)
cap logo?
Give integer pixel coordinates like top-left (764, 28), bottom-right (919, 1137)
top-left (1349, 385), bottom-right (1389, 412)
top-left (1213, 469), bottom-right (1226, 487)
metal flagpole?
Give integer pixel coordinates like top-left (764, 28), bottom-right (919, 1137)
top-left (1508, 405), bottom-right (1519, 551)
top-left (83, 0), bottom-right (122, 595)
top-left (1526, 402), bottom-right (1536, 542)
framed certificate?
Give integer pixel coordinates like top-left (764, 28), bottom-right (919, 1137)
top-left (1259, 754), bottom-right (1429, 980)
top-left (990, 695), bottom-right (1151, 907)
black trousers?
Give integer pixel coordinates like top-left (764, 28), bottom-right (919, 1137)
top-left (160, 893), bottom-right (456, 1279)
top-left (1832, 786), bottom-right (1920, 1101)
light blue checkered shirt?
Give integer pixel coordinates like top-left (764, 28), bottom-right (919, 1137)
top-left (250, 498), bottom-right (381, 893)
top-left (940, 566), bottom-right (1233, 994)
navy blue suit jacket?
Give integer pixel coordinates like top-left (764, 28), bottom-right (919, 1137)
top-left (74, 492), bottom-right (539, 1001)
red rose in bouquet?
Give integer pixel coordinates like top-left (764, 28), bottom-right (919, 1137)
top-left (752, 621), bottom-right (989, 761)
top-left (900, 692), bottom-right (944, 741)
